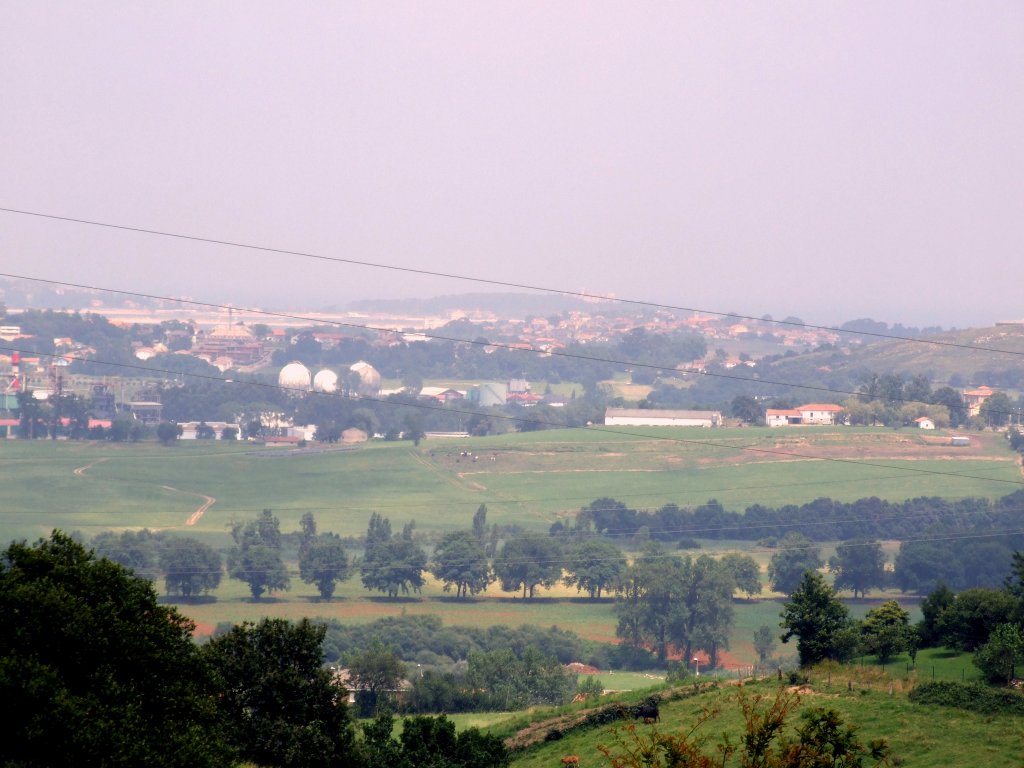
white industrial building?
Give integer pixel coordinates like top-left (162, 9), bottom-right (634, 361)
top-left (604, 408), bottom-right (722, 428)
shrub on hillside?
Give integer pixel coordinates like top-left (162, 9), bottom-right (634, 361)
top-left (908, 681), bottom-right (1024, 716)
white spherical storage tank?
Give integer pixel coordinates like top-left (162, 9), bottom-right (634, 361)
top-left (313, 369), bottom-right (339, 393)
top-left (278, 361), bottom-right (312, 392)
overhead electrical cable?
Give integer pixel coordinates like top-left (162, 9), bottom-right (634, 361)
top-left (1, 206), bottom-right (1021, 356)
top-left (1, 271), bottom-right (1015, 417)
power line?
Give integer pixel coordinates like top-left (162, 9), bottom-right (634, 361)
top-left (1, 206), bottom-right (1020, 356)
top-left (4, 342), bottom-right (1023, 491)
top-left (0, 271), bottom-right (1012, 417)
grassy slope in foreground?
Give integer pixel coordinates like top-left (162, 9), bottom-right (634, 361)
top-left (506, 669), bottom-right (1024, 768)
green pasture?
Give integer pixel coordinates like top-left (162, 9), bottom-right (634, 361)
top-left (507, 673), bottom-right (1024, 768)
top-left (1, 424), bottom-right (1017, 562)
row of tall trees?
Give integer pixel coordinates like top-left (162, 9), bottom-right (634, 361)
top-left (573, 492), bottom-right (1024, 546)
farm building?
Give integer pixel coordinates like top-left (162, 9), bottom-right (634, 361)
top-left (766, 403), bottom-right (844, 426)
top-left (962, 385), bottom-right (993, 417)
top-left (418, 387), bottom-right (465, 404)
top-left (797, 404), bottom-right (844, 425)
top-left (766, 408), bottom-right (802, 427)
top-left (467, 383), bottom-right (507, 407)
top-left (178, 421), bottom-right (241, 440)
top-left (604, 408), bottom-right (722, 428)
top-left (915, 416), bottom-right (935, 430)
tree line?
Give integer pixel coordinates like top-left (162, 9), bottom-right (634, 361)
top-left (92, 494), bottom-right (1021, 612)
top-left (572, 492), bottom-right (1024, 548)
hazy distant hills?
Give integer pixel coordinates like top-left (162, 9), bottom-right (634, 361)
top-left (775, 324), bottom-right (1024, 390)
top-left (342, 292), bottom-right (619, 318)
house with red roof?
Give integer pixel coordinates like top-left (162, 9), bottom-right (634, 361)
top-left (962, 386), bottom-right (993, 417)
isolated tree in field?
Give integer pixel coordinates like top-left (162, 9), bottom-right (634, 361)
top-left (0, 532), bottom-right (233, 767)
top-left (160, 536), bottom-right (222, 598)
top-left (720, 552), bottom-right (762, 598)
top-left (494, 533), bottom-right (562, 598)
top-left (346, 637), bottom-right (407, 717)
top-left (730, 394), bottom-right (764, 424)
top-left (768, 532), bottom-right (823, 595)
top-left (472, 503), bottom-right (488, 541)
top-left (564, 538), bottom-right (626, 598)
top-left (431, 530), bottom-right (492, 598)
top-left (753, 625), bottom-right (777, 663)
top-left (403, 413), bottom-right (426, 446)
top-left (860, 600), bottom-right (912, 662)
top-left (299, 533), bottom-right (350, 600)
top-left (780, 570), bottom-right (854, 667)
top-left (829, 539), bottom-right (886, 598)
top-left (360, 516), bottom-right (428, 597)
top-left (228, 508), bottom-right (289, 599)
top-left (973, 623), bottom-right (1024, 685)
top-left (157, 420), bottom-right (182, 444)
top-left (202, 618), bottom-right (355, 767)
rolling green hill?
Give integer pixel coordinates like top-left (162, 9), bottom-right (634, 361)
top-left (504, 670), bottom-right (1024, 768)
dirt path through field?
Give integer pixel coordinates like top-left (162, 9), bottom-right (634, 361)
top-left (160, 485), bottom-right (216, 526)
top-left (411, 450), bottom-right (486, 491)
top-left (72, 457), bottom-right (108, 476)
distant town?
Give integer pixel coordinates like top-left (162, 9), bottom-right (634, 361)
top-left (1, 282), bottom-right (1020, 444)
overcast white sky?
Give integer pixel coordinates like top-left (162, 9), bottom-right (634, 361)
top-left (2, 3), bottom-right (1022, 326)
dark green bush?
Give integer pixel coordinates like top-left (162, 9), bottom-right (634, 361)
top-left (908, 681), bottom-right (1024, 716)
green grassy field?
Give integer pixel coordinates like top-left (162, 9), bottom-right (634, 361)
top-left (1, 425), bottom-right (1017, 547)
top-left (1, 427), bottom-right (1016, 677)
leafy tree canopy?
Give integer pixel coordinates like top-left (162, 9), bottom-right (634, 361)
top-left (0, 531), bottom-right (232, 767)
top-left (780, 570), bottom-right (855, 667)
top-left (203, 617), bottom-right (355, 768)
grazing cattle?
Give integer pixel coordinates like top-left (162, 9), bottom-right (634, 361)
top-left (636, 703), bottom-right (660, 722)
top-left (560, 756), bottom-right (580, 766)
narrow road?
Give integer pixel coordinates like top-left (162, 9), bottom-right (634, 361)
top-left (160, 485), bottom-right (217, 526)
top-left (72, 457), bottom-right (108, 476)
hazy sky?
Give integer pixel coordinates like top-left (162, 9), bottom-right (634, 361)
top-left (2, 3), bottom-right (1022, 326)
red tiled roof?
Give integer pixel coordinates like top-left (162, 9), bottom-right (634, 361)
top-left (796, 403), bottom-right (843, 411)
